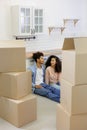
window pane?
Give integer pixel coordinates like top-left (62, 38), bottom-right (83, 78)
top-left (39, 18), bottom-right (43, 24)
top-left (35, 9), bottom-right (38, 16)
top-left (25, 26), bottom-right (30, 33)
top-left (39, 26), bottom-right (43, 32)
top-left (21, 8), bottom-right (25, 16)
top-left (26, 8), bottom-right (30, 16)
top-left (21, 17), bottom-right (25, 25)
top-left (25, 17), bottom-right (30, 25)
top-left (21, 25), bottom-right (25, 33)
top-left (35, 17), bottom-right (38, 24)
top-left (35, 26), bottom-right (38, 32)
top-left (39, 10), bottom-right (43, 16)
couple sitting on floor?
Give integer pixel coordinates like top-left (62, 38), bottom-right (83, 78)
top-left (27, 51), bottom-right (61, 103)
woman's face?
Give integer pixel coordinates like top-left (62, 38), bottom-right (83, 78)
top-left (50, 58), bottom-right (56, 67)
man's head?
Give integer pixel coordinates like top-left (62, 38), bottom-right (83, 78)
top-left (33, 51), bottom-right (44, 64)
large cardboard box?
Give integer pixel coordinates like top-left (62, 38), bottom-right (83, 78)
top-left (62, 37), bottom-right (87, 85)
top-left (0, 40), bottom-right (26, 72)
top-left (0, 94), bottom-right (37, 127)
top-left (61, 78), bottom-right (87, 114)
top-left (56, 104), bottom-right (87, 130)
top-left (0, 40), bottom-right (25, 47)
top-left (0, 71), bottom-right (32, 99)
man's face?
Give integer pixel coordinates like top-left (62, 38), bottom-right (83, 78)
top-left (37, 56), bottom-right (44, 64)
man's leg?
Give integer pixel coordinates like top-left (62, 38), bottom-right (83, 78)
top-left (41, 83), bottom-right (60, 96)
top-left (50, 86), bottom-right (60, 96)
top-left (46, 92), bottom-right (60, 102)
top-left (50, 83), bottom-right (60, 90)
top-left (34, 87), bottom-right (51, 97)
top-left (40, 83), bottom-right (60, 102)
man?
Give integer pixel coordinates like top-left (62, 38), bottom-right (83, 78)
top-left (28, 51), bottom-right (60, 102)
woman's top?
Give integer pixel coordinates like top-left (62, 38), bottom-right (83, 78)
top-left (45, 66), bottom-right (60, 85)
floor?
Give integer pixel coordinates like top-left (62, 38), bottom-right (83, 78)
top-left (0, 95), bottom-right (58, 130)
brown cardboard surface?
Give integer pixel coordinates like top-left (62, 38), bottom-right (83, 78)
top-left (0, 94), bottom-right (37, 127)
top-left (62, 51), bottom-right (87, 85)
top-left (0, 40), bottom-right (26, 72)
top-left (56, 104), bottom-right (87, 130)
top-left (62, 37), bottom-right (87, 53)
top-left (61, 78), bottom-right (87, 114)
top-left (0, 71), bottom-right (32, 99)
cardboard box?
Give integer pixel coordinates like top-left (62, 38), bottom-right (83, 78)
top-left (0, 40), bottom-right (26, 72)
top-left (0, 71), bottom-right (32, 99)
top-left (0, 40), bottom-right (25, 47)
top-left (0, 94), bottom-right (37, 127)
top-left (56, 104), bottom-right (87, 130)
top-left (61, 78), bottom-right (87, 114)
top-left (62, 37), bottom-right (87, 85)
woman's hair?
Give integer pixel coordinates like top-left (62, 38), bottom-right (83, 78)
top-left (45, 55), bottom-right (61, 73)
top-left (32, 51), bottom-right (44, 62)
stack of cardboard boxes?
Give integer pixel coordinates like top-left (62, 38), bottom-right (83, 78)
top-left (0, 40), bottom-right (37, 127)
top-left (57, 38), bottom-right (87, 130)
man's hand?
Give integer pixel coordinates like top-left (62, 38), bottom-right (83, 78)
top-left (35, 85), bottom-right (42, 88)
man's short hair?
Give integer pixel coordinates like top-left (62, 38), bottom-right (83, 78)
top-left (32, 51), bottom-right (44, 62)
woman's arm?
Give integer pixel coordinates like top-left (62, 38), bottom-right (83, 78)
top-left (45, 68), bottom-right (50, 84)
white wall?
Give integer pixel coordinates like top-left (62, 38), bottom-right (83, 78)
top-left (0, 0), bottom-right (87, 50)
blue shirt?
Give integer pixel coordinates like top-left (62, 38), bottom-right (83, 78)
top-left (27, 62), bottom-right (45, 92)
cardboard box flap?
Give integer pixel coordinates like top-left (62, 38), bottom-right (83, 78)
top-left (62, 38), bottom-right (75, 50)
top-left (62, 37), bottom-right (87, 53)
top-left (0, 40), bottom-right (25, 48)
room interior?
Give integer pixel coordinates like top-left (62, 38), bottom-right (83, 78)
top-left (0, 0), bottom-right (87, 130)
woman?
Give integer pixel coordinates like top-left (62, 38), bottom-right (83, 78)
top-left (45, 55), bottom-right (61, 89)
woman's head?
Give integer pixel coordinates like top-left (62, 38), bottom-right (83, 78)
top-left (45, 55), bottom-right (61, 73)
